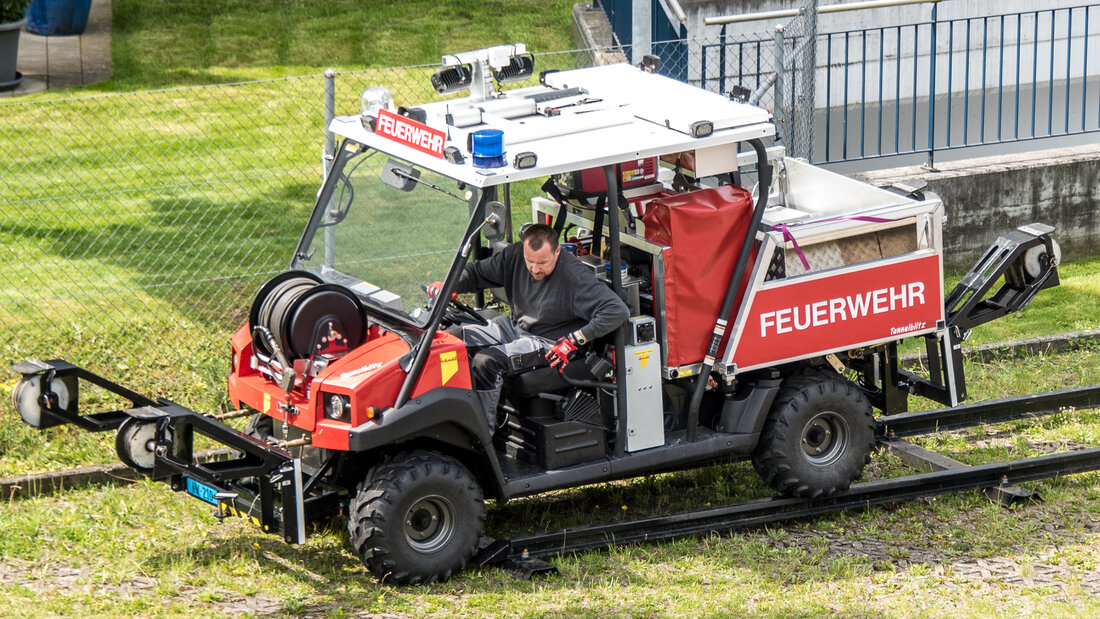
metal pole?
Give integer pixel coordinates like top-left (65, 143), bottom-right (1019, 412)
top-left (719, 24), bottom-right (727, 94)
top-left (323, 69), bottom-right (337, 269)
top-left (773, 25), bottom-right (787, 147)
top-left (925, 4), bottom-right (938, 170)
top-left (323, 69), bottom-right (336, 180)
top-left (603, 165), bottom-right (629, 458)
top-left (706, 0), bottom-right (943, 26)
top-left (804, 0), bottom-right (818, 162)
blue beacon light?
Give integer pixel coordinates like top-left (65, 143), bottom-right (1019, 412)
top-left (470, 129), bottom-right (506, 168)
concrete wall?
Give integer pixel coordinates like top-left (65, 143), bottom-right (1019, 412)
top-left (854, 144), bottom-right (1100, 270)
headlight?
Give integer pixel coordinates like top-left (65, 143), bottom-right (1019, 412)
top-left (323, 393), bottom-right (351, 422)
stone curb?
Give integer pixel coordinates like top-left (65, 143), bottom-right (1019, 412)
top-left (3, 330), bottom-right (1097, 500)
top-left (900, 329), bottom-right (1099, 368)
top-left (1, 449), bottom-right (230, 501)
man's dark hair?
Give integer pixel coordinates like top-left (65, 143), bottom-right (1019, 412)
top-left (521, 223), bottom-right (559, 251)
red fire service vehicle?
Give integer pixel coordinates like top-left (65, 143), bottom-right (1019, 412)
top-left (13, 44), bottom-right (1098, 585)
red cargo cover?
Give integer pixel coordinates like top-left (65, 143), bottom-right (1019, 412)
top-left (643, 184), bottom-right (755, 368)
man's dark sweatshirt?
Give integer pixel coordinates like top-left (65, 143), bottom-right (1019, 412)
top-left (456, 243), bottom-right (629, 342)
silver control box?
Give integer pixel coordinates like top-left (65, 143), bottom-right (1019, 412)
top-left (623, 341), bottom-right (663, 452)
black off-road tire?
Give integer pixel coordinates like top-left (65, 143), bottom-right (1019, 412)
top-left (347, 451), bottom-right (486, 585)
top-left (751, 370), bottom-right (874, 498)
top-left (242, 412), bottom-right (275, 443)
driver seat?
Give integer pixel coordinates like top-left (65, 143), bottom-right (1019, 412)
top-left (505, 359), bottom-right (597, 399)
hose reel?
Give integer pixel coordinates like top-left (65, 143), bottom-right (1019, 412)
top-left (248, 271), bottom-right (368, 390)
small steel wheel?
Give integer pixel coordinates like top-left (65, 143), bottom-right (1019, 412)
top-left (115, 418), bottom-right (165, 475)
top-left (347, 450), bottom-right (485, 585)
top-left (752, 370), bottom-right (874, 498)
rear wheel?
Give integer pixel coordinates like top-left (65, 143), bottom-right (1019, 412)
top-left (347, 451), bottom-right (485, 585)
top-left (752, 370), bottom-right (874, 498)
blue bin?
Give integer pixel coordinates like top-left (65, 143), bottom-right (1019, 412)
top-left (26, 0), bottom-right (93, 36)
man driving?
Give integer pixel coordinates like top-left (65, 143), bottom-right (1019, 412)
top-left (429, 223), bottom-right (629, 424)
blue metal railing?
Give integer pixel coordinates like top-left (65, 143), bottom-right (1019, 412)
top-left (652, 1), bottom-right (688, 82)
top-left (598, 0), bottom-right (634, 47)
top-left (699, 3), bottom-right (1100, 165)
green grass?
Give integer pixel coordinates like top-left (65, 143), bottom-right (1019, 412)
top-left (3, 2), bottom-right (1097, 614)
top-left (1, 351), bottom-right (1098, 616)
top-left (105, 0), bottom-right (578, 89)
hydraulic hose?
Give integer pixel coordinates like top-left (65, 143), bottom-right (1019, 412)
top-left (685, 138), bottom-right (773, 443)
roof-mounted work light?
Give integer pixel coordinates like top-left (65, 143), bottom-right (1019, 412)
top-left (431, 44), bottom-right (534, 102)
top-left (690, 120), bottom-right (714, 138)
top-left (491, 52), bottom-right (535, 84)
top-left (637, 54), bottom-right (662, 73)
top-left (728, 85), bottom-right (752, 102)
top-left (431, 64), bottom-right (473, 95)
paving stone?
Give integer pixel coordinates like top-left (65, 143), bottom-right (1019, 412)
top-left (10, 0), bottom-right (112, 95)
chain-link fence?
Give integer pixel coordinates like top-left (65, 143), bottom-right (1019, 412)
top-left (2, 24), bottom-right (820, 398)
top-left (776, 0), bottom-right (818, 161)
top-left (0, 49), bottom-right (654, 389)
top-left (1, 77), bottom-right (326, 381)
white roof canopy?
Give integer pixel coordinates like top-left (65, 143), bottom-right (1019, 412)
top-left (330, 63), bottom-right (775, 188)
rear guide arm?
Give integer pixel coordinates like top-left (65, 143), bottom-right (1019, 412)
top-left (856, 224), bottom-right (1062, 412)
top-left (11, 359), bottom-right (312, 545)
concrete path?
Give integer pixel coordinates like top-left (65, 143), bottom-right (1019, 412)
top-left (2, 0), bottom-right (112, 97)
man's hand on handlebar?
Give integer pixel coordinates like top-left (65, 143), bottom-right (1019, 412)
top-left (546, 330), bottom-right (585, 369)
top-left (426, 281), bottom-right (457, 301)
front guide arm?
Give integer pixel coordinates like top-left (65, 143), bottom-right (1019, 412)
top-left (11, 359), bottom-right (309, 544)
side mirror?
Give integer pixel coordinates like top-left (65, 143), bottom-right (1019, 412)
top-left (380, 159), bottom-right (420, 192)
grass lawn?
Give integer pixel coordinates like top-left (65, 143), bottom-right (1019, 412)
top-left (1, 350), bottom-right (1097, 616)
top-left (107, 0), bottom-right (579, 89)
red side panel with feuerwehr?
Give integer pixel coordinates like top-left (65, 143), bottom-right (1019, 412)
top-left (643, 184), bottom-right (755, 368)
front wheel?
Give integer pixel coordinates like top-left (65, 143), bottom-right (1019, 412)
top-left (347, 450), bottom-right (485, 585)
top-left (752, 370), bottom-right (875, 498)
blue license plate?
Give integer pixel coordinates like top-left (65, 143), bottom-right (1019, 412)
top-left (185, 478), bottom-right (218, 505)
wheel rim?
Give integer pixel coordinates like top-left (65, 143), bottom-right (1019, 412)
top-left (404, 495), bottom-right (457, 554)
top-left (801, 411), bottom-right (849, 466)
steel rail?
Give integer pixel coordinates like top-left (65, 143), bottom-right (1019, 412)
top-left (878, 384), bottom-right (1100, 439)
top-left (503, 445), bottom-right (1100, 560)
top-left (494, 384), bottom-right (1100, 562)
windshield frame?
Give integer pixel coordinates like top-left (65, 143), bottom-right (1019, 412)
top-left (290, 138), bottom-right (486, 333)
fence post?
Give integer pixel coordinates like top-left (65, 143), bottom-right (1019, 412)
top-left (323, 69), bottom-right (337, 269)
top-left (719, 24), bottom-right (727, 94)
top-left (773, 24), bottom-right (787, 149)
top-left (801, 0), bottom-right (818, 162)
top-left (924, 6), bottom-right (938, 171)
top-left (324, 69), bottom-right (336, 180)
